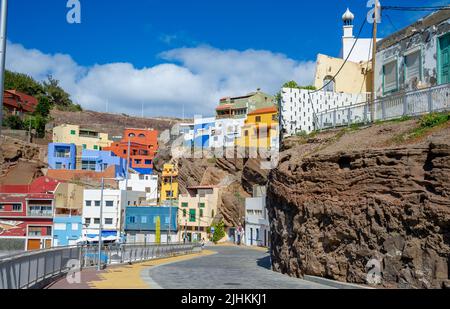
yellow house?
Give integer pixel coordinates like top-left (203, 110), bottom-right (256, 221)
top-left (236, 106), bottom-right (279, 150)
top-left (52, 124), bottom-right (113, 151)
top-left (53, 182), bottom-right (84, 216)
top-left (178, 185), bottom-right (220, 242)
top-left (160, 164), bottom-right (179, 204)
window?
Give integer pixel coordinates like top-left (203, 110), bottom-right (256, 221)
top-left (244, 130), bottom-right (249, 137)
top-left (145, 187), bottom-right (151, 193)
top-left (94, 218), bottom-right (100, 224)
top-left (189, 209), bottom-right (196, 222)
top-left (104, 218), bottom-right (113, 225)
top-left (181, 202), bottom-right (188, 208)
top-left (129, 216), bottom-right (136, 223)
top-left (105, 201), bottom-right (114, 207)
top-left (94, 201), bottom-right (101, 207)
top-left (85, 200), bottom-right (92, 207)
top-left (55, 162), bottom-right (63, 169)
top-left (12, 204), bottom-right (22, 211)
top-left (81, 160), bottom-right (96, 171)
top-left (165, 217), bottom-right (170, 224)
top-left (70, 130), bottom-right (76, 135)
top-left (28, 227), bottom-right (43, 236)
top-left (166, 190), bottom-right (173, 198)
top-left (135, 159), bottom-right (142, 165)
top-left (255, 116), bottom-right (261, 123)
top-left (405, 50), bottom-right (421, 82)
top-left (54, 223), bottom-right (66, 231)
top-left (85, 218), bottom-right (91, 225)
top-left (383, 60), bottom-right (398, 94)
top-left (138, 133), bottom-right (145, 138)
top-left (198, 203), bottom-right (205, 208)
top-left (128, 133), bottom-right (135, 137)
top-left (323, 76), bottom-right (335, 92)
top-left (145, 160), bottom-right (152, 165)
top-left (200, 209), bottom-right (204, 218)
top-left (82, 144), bottom-right (87, 150)
top-left (71, 223), bottom-right (78, 231)
top-left (93, 145), bottom-right (98, 150)
top-left (141, 216), bottom-right (147, 224)
top-left (183, 209), bottom-right (187, 217)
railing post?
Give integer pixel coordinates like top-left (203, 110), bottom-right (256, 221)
top-left (347, 108), bottom-right (351, 127)
top-left (320, 114), bottom-right (323, 130)
top-left (381, 100), bottom-right (386, 120)
top-left (333, 110), bottom-right (337, 128)
top-left (428, 86), bottom-right (433, 113)
top-left (403, 94), bottom-right (408, 116)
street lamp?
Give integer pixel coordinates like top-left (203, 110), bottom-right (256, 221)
top-left (97, 176), bottom-right (124, 271)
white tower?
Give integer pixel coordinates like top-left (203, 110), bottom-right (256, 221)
top-left (342, 8), bottom-right (355, 38)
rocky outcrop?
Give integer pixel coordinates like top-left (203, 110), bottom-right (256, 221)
top-left (0, 136), bottom-right (47, 185)
top-left (268, 142), bottom-right (450, 289)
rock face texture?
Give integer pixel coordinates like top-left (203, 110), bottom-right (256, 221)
top-left (268, 142), bottom-right (450, 288)
top-left (0, 136), bottom-right (47, 185)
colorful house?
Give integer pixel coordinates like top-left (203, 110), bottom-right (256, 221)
top-left (193, 117), bottom-right (215, 149)
top-left (52, 124), bottom-right (113, 152)
top-left (178, 185), bottom-right (220, 242)
top-left (125, 206), bottom-right (178, 244)
top-left (236, 106), bottom-right (279, 150)
top-left (104, 128), bottom-right (158, 175)
top-left (160, 164), bottom-right (179, 205)
top-left (48, 143), bottom-right (77, 170)
top-left (216, 90), bottom-right (275, 120)
top-left (3, 90), bottom-right (38, 117)
top-left (53, 216), bottom-right (83, 247)
top-left (0, 177), bottom-right (60, 251)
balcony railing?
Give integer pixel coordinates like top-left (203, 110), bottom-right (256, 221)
top-left (315, 83), bottom-right (450, 130)
top-left (27, 207), bottom-right (53, 217)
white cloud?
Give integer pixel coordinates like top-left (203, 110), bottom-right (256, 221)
top-left (6, 42), bottom-right (316, 118)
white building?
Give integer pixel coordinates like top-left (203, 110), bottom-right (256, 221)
top-left (341, 8), bottom-right (381, 63)
top-left (280, 87), bottom-right (368, 136)
top-left (82, 189), bottom-right (147, 242)
top-left (210, 118), bottom-right (245, 149)
top-left (119, 173), bottom-right (158, 205)
top-left (244, 186), bottom-right (270, 247)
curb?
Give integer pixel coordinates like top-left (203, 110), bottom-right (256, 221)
top-left (303, 275), bottom-right (374, 289)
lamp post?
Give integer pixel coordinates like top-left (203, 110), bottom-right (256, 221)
top-left (97, 176), bottom-right (124, 271)
top-left (0, 0), bottom-right (8, 136)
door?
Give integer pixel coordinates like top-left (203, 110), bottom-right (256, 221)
top-left (250, 228), bottom-right (253, 246)
top-left (439, 33), bottom-right (450, 84)
top-left (27, 239), bottom-right (41, 251)
top-left (44, 239), bottom-right (52, 249)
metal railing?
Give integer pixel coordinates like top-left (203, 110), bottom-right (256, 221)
top-left (0, 242), bottom-right (201, 289)
top-left (316, 83), bottom-right (450, 130)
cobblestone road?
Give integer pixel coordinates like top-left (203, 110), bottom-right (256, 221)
top-left (143, 246), bottom-right (334, 289)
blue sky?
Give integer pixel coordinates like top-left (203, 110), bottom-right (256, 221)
top-left (5, 0), bottom-right (444, 117)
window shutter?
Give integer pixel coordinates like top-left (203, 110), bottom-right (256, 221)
top-left (383, 61), bottom-right (397, 93)
top-left (405, 51), bottom-right (421, 81)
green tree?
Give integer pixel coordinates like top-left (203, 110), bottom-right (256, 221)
top-left (211, 221), bottom-right (225, 244)
top-left (4, 70), bottom-right (45, 97)
top-left (283, 80), bottom-right (299, 88)
top-left (4, 115), bottom-right (24, 130)
top-left (43, 75), bottom-right (73, 108)
top-left (23, 115), bottom-right (47, 138)
top-left (34, 96), bottom-right (51, 118)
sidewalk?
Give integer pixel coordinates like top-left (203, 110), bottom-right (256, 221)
top-left (47, 250), bottom-right (216, 289)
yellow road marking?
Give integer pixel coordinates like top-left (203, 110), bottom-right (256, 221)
top-left (88, 250), bottom-right (216, 289)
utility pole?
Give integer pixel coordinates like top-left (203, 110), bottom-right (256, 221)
top-left (167, 172), bottom-right (173, 244)
top-left (122, 139), bottom-right (131, 242)
top-left (0, 0), bottom-right (8, 136)
top-left (371, 0), bottom-right (380, 121)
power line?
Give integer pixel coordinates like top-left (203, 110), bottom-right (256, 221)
top-left (382, 5), bottom-right (450, 12)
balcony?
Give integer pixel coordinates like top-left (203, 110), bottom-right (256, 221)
top-left (27, 205), bottom-right (53, 217)
top-left (54, 152), bottom-right (71, 158)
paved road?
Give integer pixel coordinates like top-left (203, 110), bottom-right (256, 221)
top-left (143, 246), bottom-right (334, 289)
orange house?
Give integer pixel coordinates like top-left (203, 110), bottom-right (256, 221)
top-left (104, 128), bottom-right (158, 175)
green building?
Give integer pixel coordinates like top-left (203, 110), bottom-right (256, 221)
top-left (215, 89), bottom-right (276, 119)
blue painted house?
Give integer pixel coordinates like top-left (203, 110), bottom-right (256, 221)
top-left (53, 216), bottom-right (83, 246)
top-left (81, 149), bottom-right (126, 178)
top-left (193, 117), bottom-right (216, 149)
top-left (48, 143), bottom-right (77, 170)
top-left (125, 207), bottom-right (178, 243)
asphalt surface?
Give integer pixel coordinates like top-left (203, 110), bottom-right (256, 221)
top-left (144, 246), bottom-right (334, 289)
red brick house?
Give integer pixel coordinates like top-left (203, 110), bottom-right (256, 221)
top-left (3, 90), bottom-right (38, 117)
top-left (0, 177), bottom-right (59, 251)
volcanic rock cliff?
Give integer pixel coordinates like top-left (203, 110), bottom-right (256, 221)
top-left (268, 119), bottom-right (450, 289)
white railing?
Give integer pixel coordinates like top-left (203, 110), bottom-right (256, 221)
top-left (316, 83), bottom-right (450, 130)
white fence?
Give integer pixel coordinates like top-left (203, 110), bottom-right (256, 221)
top-left (316, 83), bottom-right (450, 130)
